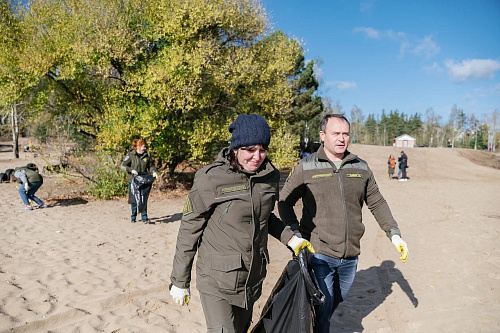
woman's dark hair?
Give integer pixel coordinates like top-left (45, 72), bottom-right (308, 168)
top-left (227, 145), bottom-right (269, 172)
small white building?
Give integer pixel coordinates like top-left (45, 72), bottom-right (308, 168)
top-left (393, 134), bottom-right (416, 148)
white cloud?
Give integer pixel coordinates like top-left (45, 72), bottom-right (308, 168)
top-left (445, 59), bottom-right (500, 82)
top-left (399, 41), bottom-right (410, 56)
top-left (354, 27), bottom-right (439, 59)
top-left (353, 27), bottom-right (380, 39)
top-left (328, 81), bottom-right (357, 91)
top-left (412, 35), bottom-right (440, 58)
top-left (353, 27), bottom-right (406, 40)
top-left (360, 0), bottom-right (375, 12)
top-left (313, 62), bottom-right (323, 82)
top-left (423, 61), bottom-right (443, 74)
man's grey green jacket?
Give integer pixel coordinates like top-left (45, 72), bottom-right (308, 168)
top-left (278, 146), bottom-right (401, 259)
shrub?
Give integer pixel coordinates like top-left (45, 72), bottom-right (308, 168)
top-left (86, 152), bottom-right (128, 199)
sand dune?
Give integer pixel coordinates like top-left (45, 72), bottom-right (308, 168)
top-left (1, 144), bottom-right (499, 332)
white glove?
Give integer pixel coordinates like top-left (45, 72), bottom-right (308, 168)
top-left (391, 235), bottom-right (409, 263)
top-left (152, 172), bottom-right (158, 178)
top-left (131, 170), bottom-right (138, 175)
top-left (170, 284), bottom-right (190, 306)
top-left (24, 183), bottom-right (29, 191)
top-left (287, 235), bottom-right (315, 256)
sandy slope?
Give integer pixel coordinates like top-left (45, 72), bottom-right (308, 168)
top-left (0, 144), bottom-right (499, 332)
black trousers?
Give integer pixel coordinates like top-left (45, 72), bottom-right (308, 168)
top-left (401, 165), bottom-right (407, 179)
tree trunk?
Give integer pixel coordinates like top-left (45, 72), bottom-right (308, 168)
top-left (11, 104), bottom-right (19, 159)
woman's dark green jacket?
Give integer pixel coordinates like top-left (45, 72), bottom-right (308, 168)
top-left (170, 148), bottom-right (294, 309)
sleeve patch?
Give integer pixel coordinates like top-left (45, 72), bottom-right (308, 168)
top-left (183, 195), bottom-right (194, 216)
top-left (123, 155), bottom-right (130, 162)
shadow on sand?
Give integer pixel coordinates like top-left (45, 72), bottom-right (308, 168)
top-left (49, 197), bottom-right (89, 207)
top-left (150, 213), bottom-right (183, 224)
top-left (331, 260), bottom-right (418, 332)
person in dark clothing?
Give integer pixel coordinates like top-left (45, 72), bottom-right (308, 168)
top-left (169, 114), bottom-right (314, 333)
top-left (398, 151), bottom-right (408, 181)
top-left (120, 139), bottom-right (157, 223)
top-left (14, 163), bottom-right (47, 210)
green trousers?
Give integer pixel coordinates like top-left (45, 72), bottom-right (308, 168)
top-left (200, 292), bottom-right (253, 333)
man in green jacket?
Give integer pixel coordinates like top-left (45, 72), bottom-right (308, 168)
top-left (14, 163), bottom-right (47, 210)
top-left (278, 114), bottom-right (409, 333)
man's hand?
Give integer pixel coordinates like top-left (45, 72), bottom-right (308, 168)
top-left (391, 235), bottom-right (409, 263)
top-left (24, 183), bottom-right (29, 191)
top-left (287, 235), bottom-right (315, 256)
top-left (169, 284), bottom-right (190, 306)
top-left (131, 170), bottom-right (138, 175)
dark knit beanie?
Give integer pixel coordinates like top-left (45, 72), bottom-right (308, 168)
top-left (26, 163), bottom-right (38, 171)
top-left (229, 114), bottom-right (271, 150)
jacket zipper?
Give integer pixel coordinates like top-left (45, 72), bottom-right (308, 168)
top-left (334, 166), bottom-right (349, 258)
top-left (245, 175), bottom-right (255, 310)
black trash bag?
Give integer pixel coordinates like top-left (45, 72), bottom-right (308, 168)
top-left (250, 249), bottom-right (324, 333)
top-left (5, 169), bottom-right (14, 182)
top-left (128, 173), bottom-right (155, 213)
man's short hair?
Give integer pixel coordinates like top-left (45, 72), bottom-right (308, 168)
top-left (320, 113), bottom-right (350, 132)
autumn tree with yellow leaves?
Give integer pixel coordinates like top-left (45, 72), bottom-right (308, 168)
top-left (0, 0), bottom-right (322, 173)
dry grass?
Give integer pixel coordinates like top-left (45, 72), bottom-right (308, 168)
top-left (458, 149), bottom-right (500, 169)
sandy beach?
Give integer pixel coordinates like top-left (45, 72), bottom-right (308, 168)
top-left (1, 143), bottom-right (499, 332)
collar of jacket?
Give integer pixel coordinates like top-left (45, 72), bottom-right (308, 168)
top-left (316, 145), bottom-right (358, 164)
top-left (133, 150), bottom-right (149, 159)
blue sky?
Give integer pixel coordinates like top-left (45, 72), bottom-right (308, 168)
top-left (261, 0), bottom-right (500, 124)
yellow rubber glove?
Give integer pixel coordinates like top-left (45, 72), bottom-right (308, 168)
top-left (391, 235), bottom-right (409, 263)
top-left (287, 235), bottom-right (315, 256)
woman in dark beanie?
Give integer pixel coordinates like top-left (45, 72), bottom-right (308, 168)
top-left (169, 114), bottom-right (314, 333)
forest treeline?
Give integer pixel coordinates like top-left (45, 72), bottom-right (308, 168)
top-left (1, 0), bottom-right (498, 178)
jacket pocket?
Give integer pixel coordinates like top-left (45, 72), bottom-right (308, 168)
top-left (217, 201), bottom-right (234, 224)
top-left (210, 253), bottom-right (244, 291)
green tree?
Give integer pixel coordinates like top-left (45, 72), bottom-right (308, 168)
top-left (2, 0), bottom-right (308, 175)
top-left (364, 113), bottom-right (377, 145)
top-left (283, 58), bottom-right (323, 146)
